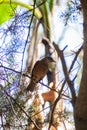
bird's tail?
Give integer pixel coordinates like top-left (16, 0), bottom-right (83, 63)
top-left (27, 80), bottom-right (36, 92)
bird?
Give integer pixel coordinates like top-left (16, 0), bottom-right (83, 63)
top-left (27, 57), bottom-right (55, 92)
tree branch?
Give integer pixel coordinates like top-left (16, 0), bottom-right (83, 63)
top-left (49, 43), bottom-right (83, 129)
top-left (53, 42), bottom-right (76, 106)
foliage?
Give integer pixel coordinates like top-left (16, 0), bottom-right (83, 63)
top-left (60, 0), bottom-right (81, 24)
top-left (0, 0), bottom-right (42, 25)
top-left (0, 3), bottom-right (16, 24)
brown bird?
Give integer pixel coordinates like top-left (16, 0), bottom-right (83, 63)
top-left (27, 57), bottom-right (55, 92)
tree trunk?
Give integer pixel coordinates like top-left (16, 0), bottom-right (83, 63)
top-left (74, 0), bottom-right (87, 130)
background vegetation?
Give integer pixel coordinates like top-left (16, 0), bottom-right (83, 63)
top-left (0, 0), bottom-right (86, 130)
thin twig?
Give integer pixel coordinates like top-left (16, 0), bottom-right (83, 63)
top-left (69, 45), bottom-right (83, 73)
top-left (48, 80), bottom-right (66, 129)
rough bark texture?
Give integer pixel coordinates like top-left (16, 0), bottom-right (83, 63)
top-left (74, 0), bottom-right (87, 130)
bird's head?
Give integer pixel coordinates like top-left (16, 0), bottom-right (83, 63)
top-left (45, 57), bottom-right (55, 63)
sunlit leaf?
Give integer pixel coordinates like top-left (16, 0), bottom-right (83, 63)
top-left (0, 3), bottom-right (16, 24)
top-left (0, 0), bottom-right (42, 25)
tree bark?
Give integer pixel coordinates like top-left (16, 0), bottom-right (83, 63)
top-left (74, 0), bottom-right (87, 130)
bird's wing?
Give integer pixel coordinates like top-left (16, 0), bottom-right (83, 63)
top-left (32, 59), bottom-right (49, 82)
top-left (31, 60), bottom-right (40, 77)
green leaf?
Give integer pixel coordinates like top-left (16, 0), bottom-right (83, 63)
top-left (0, 3), bottom-right (16, 24)
top-left (0, 0), bottom-right (42, 25)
